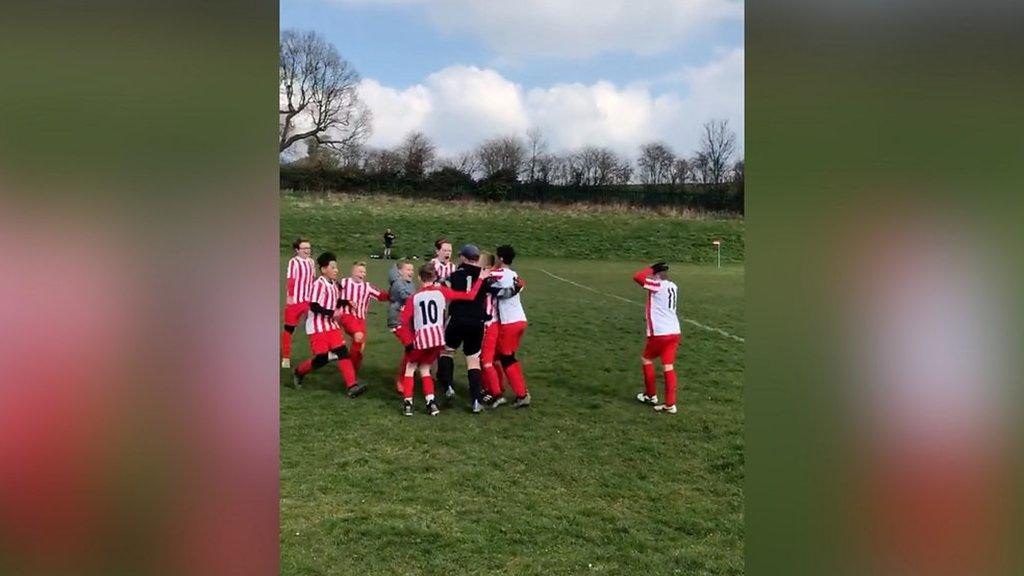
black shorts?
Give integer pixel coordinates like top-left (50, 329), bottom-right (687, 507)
top-left (444, 318), bottom-right (484, 356)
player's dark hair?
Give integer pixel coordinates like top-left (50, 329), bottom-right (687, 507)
top-left (496, 245), bottom-right (516, 265)
top-left (292, 237), bottom-right (309, 251)
top-left (316, 251), bottom-right (336, 269)
top-left (419, 263), bottom-right (437, 282)
top-left (434, 237), bottom-right (450, 250)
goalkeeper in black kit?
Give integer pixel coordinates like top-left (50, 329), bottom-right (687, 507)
top-left (436, 244), bottom-right (496, 413)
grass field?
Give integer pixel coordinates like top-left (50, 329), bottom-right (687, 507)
top-left (280, 194), bottom-right (744, 575)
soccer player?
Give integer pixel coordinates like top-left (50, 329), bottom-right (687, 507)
top-left (281, 237), bottom-right (314, 368)
top-left (383, 228), bottom-right (395, 259)
top-left (337, 261), bottom-right (389, 372)
top-left (437, 244), bottom-right (495, 413)
top-left (479, 252), bottom-right (523, 408)
top-left (633, 261), bottom-right (681, 413)
top-left (489, 245), bottom-right (531, 408)
top-left (395, 263), bottom-right (489, 416)
top-left (386, 261), bottom-right (416, 393)
top-left (429, 238), bottom-right (455, 284)
top-left (291, 252), bottom-right (366, 397)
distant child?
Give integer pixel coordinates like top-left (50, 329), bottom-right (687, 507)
top-left (383, 228), bottom-right (396, 259)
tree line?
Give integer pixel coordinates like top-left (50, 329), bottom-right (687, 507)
top-left (287, 123), bottom-right (741, 190)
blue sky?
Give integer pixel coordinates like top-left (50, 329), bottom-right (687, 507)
top-left (281, 0), bottom-right (744, 158)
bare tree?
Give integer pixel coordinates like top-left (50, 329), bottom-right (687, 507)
top-left (436, 151), bottom-right (480, 179)
top-left (670, 157), bottom-right (692, 186)
top-left (476, 136), bottom-right (526, 180)
top-left (290, 137), bottom-right (341, 169)
top-left (613, 158), bottom-right (634, 185)
top-left (637, 142), bottom-right (676, 185)
top-left (573, 146), bottom-right (626, 186)
top-left (363, 148), bottom-right (403, 178)
top-left (279, 29), bottom-right (372, 154)
top-left (397, 131), bottom-right (436, 180)
top-left (524, 127), bottom-right (549, 183)
top-left (695, 119), bottom-right (737, 186)
top-left (535, 153), bottom-right (556, 184)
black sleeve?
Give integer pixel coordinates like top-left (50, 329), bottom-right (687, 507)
top-left (309, 302), bottom-right (334, 317)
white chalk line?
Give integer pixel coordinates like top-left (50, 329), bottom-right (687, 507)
top-left (537, 269), bottom-right (745, 344)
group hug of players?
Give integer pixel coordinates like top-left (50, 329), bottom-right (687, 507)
top-left (281, 237), bottom-right (683, 416)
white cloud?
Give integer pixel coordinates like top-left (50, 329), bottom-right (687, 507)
top-left (325, 0), bottom-right (742, 58)
top-left (357, 49), bottom-right (743, 159)
top-left (358, 79), bottom-right (432, 148)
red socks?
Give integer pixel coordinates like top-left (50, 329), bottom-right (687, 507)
top-left (397, 356), bottom-right (408, 390)
top-left (296, 358), bottom-right (313, 376)
top-left (350, 341), bottom-right (364, 371)
top-left (281, 330), bottom-right (292, 359)
top-left (495, 363), bottom-right (506, 394)
top-left (665, 369), bottom-right (677, 406)
top-left (339, 358), bottom-right (357, 387)
top-left (483, 364), bottom-right (502, 396)
top-left (504, 362), bottom-right (527, 397)
top-left (642, 363), bottom-right (656, 396)
top-left (403, 374), bottom-right (436, 399)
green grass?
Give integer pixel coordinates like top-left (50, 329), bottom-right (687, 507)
top-left (280, 195), bottom-right (744, 576)
top-left (281, 192), bottom-right (744, 264)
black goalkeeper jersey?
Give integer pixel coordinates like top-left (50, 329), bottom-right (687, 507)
top-left (445, 264), bottom-right (491, 323)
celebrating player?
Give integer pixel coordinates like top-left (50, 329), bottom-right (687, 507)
top-left (336, 261), bottom-right (389, 373)
top-left (291, 252), bottom-right (366, 398)
top-left (395, 263), bottom-right (489, 416)
top-left (489, 245), bottom-right (531, 408)
top-left (633, 262), bottom-right (681, 413)
top-left (281, 237), bottom-right (314, 368)
top-left (386, 261), bottom-right (416, 394)
top-left (479, 252), bottom-right (524, 408)
top-left (437, 244), bottom-right (494, 413)
top-left (429, 238), bottom-right (455, 284)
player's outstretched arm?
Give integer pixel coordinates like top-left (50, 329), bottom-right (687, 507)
top-left (441, 277), bottom-right (484, 302)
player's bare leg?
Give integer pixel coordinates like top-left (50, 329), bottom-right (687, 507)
top-left (637, 356), bottom-right (659, 405)
top-left (653, 363), bottom-right (678, 414)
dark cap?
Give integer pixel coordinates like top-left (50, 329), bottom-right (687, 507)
top-left (459, 244), bottom-right (481, 260)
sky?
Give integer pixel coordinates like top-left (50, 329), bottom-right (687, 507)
top-left (280, 0), bottom-right (744, 161)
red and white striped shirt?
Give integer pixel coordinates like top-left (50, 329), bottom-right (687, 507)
top-left (305, 276), bottom-right (341, 334)
top-left (286, 256), bottom-right (315, 303)
top-left (430, 258), bottom-right (455, 283)
top-left (398, 281), bottom-right (484, 350)
top-left (337, 277), bottom-right (387, 319)
top-left (633, 268), bottom-right (680, 337)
